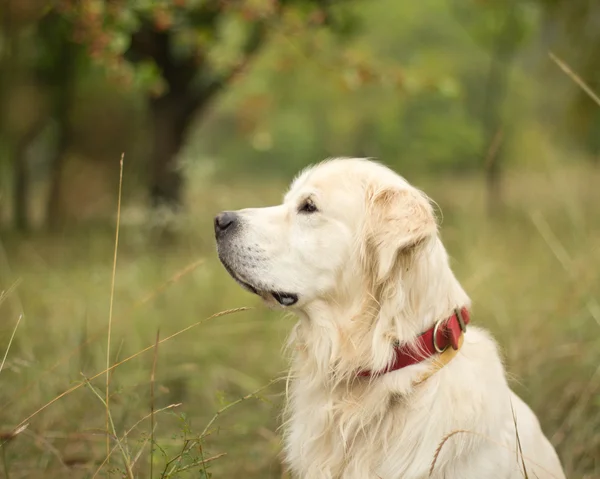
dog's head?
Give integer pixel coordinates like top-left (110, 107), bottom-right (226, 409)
top-left (214, 158), bottom-right (437, 310)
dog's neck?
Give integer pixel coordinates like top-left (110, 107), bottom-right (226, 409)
top-left (290, 236), bottom-right (470, 386)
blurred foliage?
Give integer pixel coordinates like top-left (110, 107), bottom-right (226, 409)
top-left (194, 0), bottom-right (525, 177)
top-left (51, 0), bottom-right (363, 213)
top-left (0, 0), bottom-right (598, 227)
top-left (56, 0), bottom-right (357, 94)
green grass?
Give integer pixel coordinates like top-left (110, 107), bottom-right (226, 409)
top-left (0, 165), bottom-right (599, 478)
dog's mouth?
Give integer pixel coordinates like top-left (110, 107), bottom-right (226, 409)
top-left (270, 292), bottom-right (298, 306)
top-left (220, 259), bottom-right (259, 294)
top-left (219, 258), bottom-right (298, 307)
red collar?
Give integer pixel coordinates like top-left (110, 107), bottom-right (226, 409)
top-left (358, 307), bottom-right (470, 377)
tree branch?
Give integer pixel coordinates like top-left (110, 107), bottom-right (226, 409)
top-left (181, 20), bottom-right (268, 120)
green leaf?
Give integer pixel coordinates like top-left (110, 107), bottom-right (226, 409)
top-left (108, 32), bottom-right (131, 55)
top-left (132, 60), bottom-right (167, 96)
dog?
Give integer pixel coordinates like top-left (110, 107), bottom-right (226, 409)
top-left (214, 158), bottom-right (566, 479)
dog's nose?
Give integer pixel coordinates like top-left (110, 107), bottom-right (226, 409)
top-left (214, 211), bottom-right (238, 237)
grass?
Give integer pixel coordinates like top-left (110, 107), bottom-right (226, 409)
top-left (0, 163), bottom-right (599, 478)
top-left (104, 152), bottom-right (124, 476)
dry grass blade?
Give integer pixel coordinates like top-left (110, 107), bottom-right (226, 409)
top-left (0, 424), bottom-right (29, 445)
top-left (150, 329), bottom-right (160, 478)
top-left (131, 431), bottom-right (152, 471)
top-left (14, 307), bottom-right (252, 430)
top-left (429, 429), bottom-right (468, 476)
top-left (106, 152), bottom-right (125, 468)
top-left (549, 52), bottom-right (600, 108)
top-left (429, 429), bottom-right (561, 478)
top-left (168, 452), bottom-right (227, 475)
top-left (511, 398), bottom-right (529, 478)
top-left (0, 278), bottom-right (22, 308)
top-left (1, 424), bottom-right (28, 478)
top-left (0, 280), bottom-right (24, 377)
top-left (0, 314), bottom-right (23, 375)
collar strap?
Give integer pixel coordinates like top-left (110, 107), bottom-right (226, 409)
top-left (358, 307), bottom-right (470, 378)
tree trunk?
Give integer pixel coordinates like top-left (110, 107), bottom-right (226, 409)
top-left (46, 119), bottom-right (70, 231)
top-left (146, 92), bottom-right (205, 244)
top-left (482, 5), bottom-right (520, 216)
top-left (45, 38), bottom-right (76, 231)
top-left (127, 23), bottom-right (268, 232)
top-left (0, 1), bottom-right (16, 230)
top-left (13, 134), bottom-right (31, 231)
top-left (148, 94), bottom-right (195, 212)
top-left (11, 116), bottom-right (47, 231)
top-left (483, 67), bottom-right (507, 218)
top-left (484, 127), bottom-right (504, 216)
top-left (0, 9), bottom-right (34, 233)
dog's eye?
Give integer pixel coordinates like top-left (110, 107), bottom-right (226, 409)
top-left (298, 199), bottom-right (318, 214)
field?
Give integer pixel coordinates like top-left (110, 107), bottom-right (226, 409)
top-left (0, 164), bottom-right (599, 478)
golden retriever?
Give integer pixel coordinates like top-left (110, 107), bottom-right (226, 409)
top-left (214, 158), bottom-right (566, 479)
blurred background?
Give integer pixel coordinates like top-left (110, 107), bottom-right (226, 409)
top-left (0, 0), bottom-right (599, 477)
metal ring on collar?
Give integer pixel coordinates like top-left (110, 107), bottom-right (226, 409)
top-left (432, 318), bottom-right (449, 354)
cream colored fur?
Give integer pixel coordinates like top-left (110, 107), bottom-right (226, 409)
top-left (215, 158), bottom-right (566, 479)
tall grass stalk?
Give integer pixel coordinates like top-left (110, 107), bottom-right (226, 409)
top-left (150, 329), bottom-right (160, 478)
top-left (106, 152), bottom-right (125, 470)
top-left (0, 314), bottom-right (22, 375)
top-left (549, 52), bottom-right (600, 107)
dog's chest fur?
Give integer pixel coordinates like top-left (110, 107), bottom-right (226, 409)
top-left (284, 380), bottom-right (478, 478)
top-left (282, 331), bottom-right (533, 479)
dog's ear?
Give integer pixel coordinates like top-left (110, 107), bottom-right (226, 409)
top-left (366, 187), bottom-right (437, 283)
